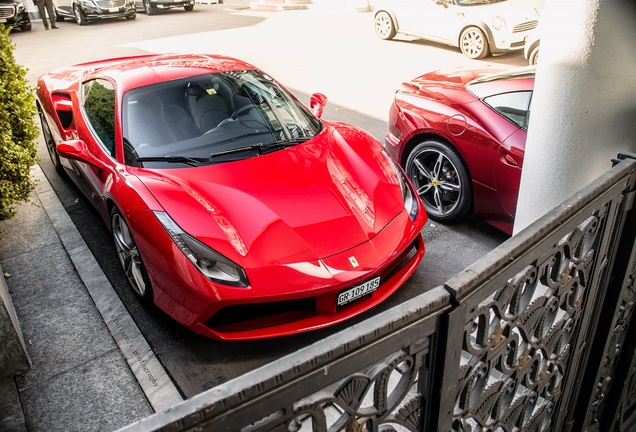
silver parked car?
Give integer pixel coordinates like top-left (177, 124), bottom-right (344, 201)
top-left (373, 0), bottom-right (539, 59)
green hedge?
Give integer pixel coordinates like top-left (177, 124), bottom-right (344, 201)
top-left (0, 25), bottom-right (39, 224)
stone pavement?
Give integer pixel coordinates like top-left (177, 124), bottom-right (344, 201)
top-left (0, 165), bottom-right (182, 432)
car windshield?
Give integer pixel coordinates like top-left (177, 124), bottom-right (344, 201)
top-left (122, 69), bottom-right (322, 168)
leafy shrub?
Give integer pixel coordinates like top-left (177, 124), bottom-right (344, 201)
top-left (0, 25), bottom-right (39, 223)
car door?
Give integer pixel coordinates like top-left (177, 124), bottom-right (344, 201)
top-left (397, 0), bottom-right (455, 42)
top-left (482, 90), bottom-right (532, 218)
top-left (53, 0), bottom-right (72, 16)
top-left (75, 78), bottom-right (119, 220)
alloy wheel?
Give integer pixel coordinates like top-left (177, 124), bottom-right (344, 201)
top-left (73, 4), bottom-right (87, 25)
top-left (112, 211), bottom-right (149, 299)
top-left (374, 12), bottom-right (396, 40)
top-left (460, 27), bottom-right (488, 59)
top-left (38, 108), bottom-right (62, 172)
top-left (408, 148), bottom-right (463, 219)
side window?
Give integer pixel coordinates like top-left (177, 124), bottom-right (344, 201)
top-left (483, 91), bottom-right (532, 129)
top-left (82, 79), bottom-right (116, 157)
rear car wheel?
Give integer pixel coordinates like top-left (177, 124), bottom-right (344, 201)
top-left (405, 140), bottom-right (472, 223)
top-left (184, 4), bottom-right (193, 10)
top-left (460, 26), bottom-right (489, 59)
top-left (126, 12), bottom-right (136, 19)
top-left (111, 209), bottom-right (153, 303)
top-left (374, 11), bottom-right (396, 40)
top-left (73, 4), bottom-right (88, 25)
top-left (143, 0), bottom-right (156, 15)
top-left (38, 105), bottom-right (63, 174)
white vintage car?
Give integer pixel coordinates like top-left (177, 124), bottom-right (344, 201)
top-left (373, 0), bottom-right (540, 59)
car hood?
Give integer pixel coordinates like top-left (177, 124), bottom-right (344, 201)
top-left (460, 1), bottom-right (538, 25)
top-left (133, 124), bottom-right (405, 265)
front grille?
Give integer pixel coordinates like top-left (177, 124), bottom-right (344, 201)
top-left (513, 20), bottom-right (538, 33)
top-left (0, 6), bottom-right (17, 19)
top-left (206, 298), bottom-right (317, 332)
top-left (205, 238), bottom-right (421, 334)
top-left (95, 0), bottom-right (126, 7)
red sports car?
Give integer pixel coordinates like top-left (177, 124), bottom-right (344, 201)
top-left (384, 66), bottom-right (535, 235)
top-left (36, 54), bottom-right (427, 340)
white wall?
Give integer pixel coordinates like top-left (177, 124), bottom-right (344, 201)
top-left (513, 0), bottom-right (636, 234)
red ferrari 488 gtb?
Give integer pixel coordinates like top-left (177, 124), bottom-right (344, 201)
top-left (36, 54), bottom-right (427, 340)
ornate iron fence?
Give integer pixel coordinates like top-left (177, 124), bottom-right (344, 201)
top-left (118, 155), bottom-right (636, 432)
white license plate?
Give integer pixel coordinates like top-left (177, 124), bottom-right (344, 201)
top-left (0, 18), bottom-right (6, 23)
top-left (337, 277), bottom-right (380, 306)
top-left (108, 7), bottom-right (119, 11)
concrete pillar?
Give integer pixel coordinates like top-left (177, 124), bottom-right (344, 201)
top-left (513, 0), bottom-right (636, 234)
top-left (0, 265), bottom-right (31, 379)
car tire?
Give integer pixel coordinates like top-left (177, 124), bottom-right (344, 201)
top-left (20, 21), bottom-right (32, 31)
top-left (374, 11), bottom-right (396, 40)
top-left (126, 11), bottom-right (136, 19)
top-left (73, 4), bottom-right (88, 25)
top-left (405, 139), bottom-right (472, 223)
top-left (460, 26), bottom-right (489, 59)
top-left (184, 4), bottom-right (193, 10)
top-left (55, 11), bottom-right (65, 21)
top-left (143, 0), bottom-right (156, 15)
top-left (111, 208), bottom-right (153, 304)
top-left (38, 105), bottom-right (63, 174)
top-left (528, 46), bottom-right (539, 65)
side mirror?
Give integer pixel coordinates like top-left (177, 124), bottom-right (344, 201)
top-left (56, 140), bottom-right (110, 171)
top-left (309, 93), bottom-right (328, 119)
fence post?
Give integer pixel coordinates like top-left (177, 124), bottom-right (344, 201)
top-left (574, 154), bottom-right (636, 431)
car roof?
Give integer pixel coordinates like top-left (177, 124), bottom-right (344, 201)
top-left (466, 66), bottom-right (536, 99)
top-left (66, 54), bottom-right (258, 94)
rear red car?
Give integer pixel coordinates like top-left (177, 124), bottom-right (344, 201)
top-left (385, 66), bottom-right (535, 235)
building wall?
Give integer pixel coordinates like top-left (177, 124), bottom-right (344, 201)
top-left (514, 0), bottom-right (636, 233)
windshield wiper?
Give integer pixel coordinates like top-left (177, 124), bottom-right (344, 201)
top-left (278, 136), bottom-right (312, 145)
top-left (136, 155), bottom-right (211, 166)
top-left (209, 140), bottom-right (306, 159)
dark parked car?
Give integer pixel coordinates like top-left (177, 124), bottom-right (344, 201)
top-left (0, 0), bottom-right (31, 31)
top-left (385, 66), bottom-right (535, 235)
top-left (134, 0), bottom-right (193, 15)
top-left (54, 0), bottom-right (136, 25)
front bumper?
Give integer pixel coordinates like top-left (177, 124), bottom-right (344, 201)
top-left (80, 2), bottom-right (135, 18)
top-left (149, 0), bottom-right (193, 8)
top-left (488, 20), bottom-right (538, 55)
top-left (140, 207), bottom-right (426, 341)
top-left (0, 5), bottom-right (30, 27)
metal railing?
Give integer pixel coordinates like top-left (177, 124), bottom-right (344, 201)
top-left (119, 155), bottom-right (636, 432)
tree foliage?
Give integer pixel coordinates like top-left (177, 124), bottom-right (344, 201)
top-left (0, 25), bottom-right (39, 222)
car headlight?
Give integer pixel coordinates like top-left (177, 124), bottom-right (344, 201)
top-left (383, 149), bottom-right (419, 221)
top-left (491, 16), bottom-right (506, 31)
top-left (154, 211), bottom-right (248, 287)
